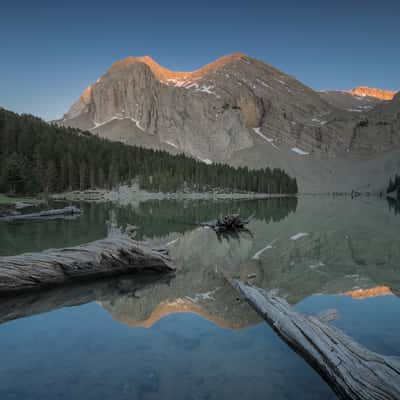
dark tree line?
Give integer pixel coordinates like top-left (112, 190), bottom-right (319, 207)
top-left (0, 108), bottom-right (298, 195)
top-left (387, 174), bottom-right (400, 199)
top-left (387, 197), bottom-right (400, 215)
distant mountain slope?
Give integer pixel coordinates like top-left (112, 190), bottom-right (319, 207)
top-left (319, 86), bottom-right (398, 111)
top-left (318, 90), bottom-right (381, 112)
top-left (58, 54), bottom-right (400, 193)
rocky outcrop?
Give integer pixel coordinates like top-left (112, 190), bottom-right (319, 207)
top-left (59, 54), bottom-right (400, 193)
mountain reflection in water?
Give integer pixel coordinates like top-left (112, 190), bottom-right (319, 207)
top-left (1, 197), bottom-right (399, 331)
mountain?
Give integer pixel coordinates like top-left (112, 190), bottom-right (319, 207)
top-left (58, 54), bottom-right (400, 193)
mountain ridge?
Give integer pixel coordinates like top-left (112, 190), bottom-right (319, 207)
top-left (109, 53), bottom-right (248, 82)
top-left (58, 53), bottom-right (400, 193)
top-left (71, 53), bottom-right (250, 111)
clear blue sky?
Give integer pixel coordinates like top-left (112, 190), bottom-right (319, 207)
top-left (1, 0), bottom-right (399, 120)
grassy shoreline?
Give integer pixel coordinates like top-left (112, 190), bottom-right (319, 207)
top-left (0, 194), bottom-right (43, 206)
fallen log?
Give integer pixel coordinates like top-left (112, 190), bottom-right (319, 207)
top-left (233, 281), bottom-right (400, 400)
top-left (0, 206), bottom-right (81, 223)
top-left (0, 230), bottom-right (175, 295)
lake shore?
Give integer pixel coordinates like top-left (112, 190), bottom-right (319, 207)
top-left (52, 185), bottom-right (293, 205)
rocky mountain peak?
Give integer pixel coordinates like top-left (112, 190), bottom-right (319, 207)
top-left (109, 53), bottom-right (247, 84)
top-left (348, 86), bottom-right (397, 100)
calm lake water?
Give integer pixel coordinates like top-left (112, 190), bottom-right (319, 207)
top-left (0, 197), bottom-right (399, 399)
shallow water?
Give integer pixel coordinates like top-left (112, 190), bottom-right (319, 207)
top-left (0, 197), bottom-right (399, 399)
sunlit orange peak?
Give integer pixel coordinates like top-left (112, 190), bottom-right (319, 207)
top-left (348, 86), bottom-right (397, 100)
top-left (110, 53), bottom-right (247, 82)
top-left (344, 286), bottom-right (393, 300)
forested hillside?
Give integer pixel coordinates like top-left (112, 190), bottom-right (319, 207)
top-left (0, 108), bottom-right (298, 195)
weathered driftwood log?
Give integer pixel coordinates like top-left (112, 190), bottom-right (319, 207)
top-left (233, 281), bottom-right (400, 400)
top-left (201, 214), bottom-right (252, 233)
top-left (0, 206), bottom-right (81, 223)
top-left (0, 230), bottom-right (175, 295)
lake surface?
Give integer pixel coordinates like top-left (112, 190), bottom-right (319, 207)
top-left (0, 197), bottom-right (399, 399)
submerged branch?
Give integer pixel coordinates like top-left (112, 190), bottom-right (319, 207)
top-left (201, 213), bottom-right (253, 234)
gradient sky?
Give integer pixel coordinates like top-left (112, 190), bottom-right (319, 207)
top-left (1, 0), bottom-right (399, 120)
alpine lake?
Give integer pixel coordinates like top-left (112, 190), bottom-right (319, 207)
top-left (0, 196), bottom-right (399, 400)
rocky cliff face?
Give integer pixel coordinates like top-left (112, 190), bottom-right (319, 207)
top-left (59, 54), bottom-right (400, 193)
top-left (60, 53), bottom-right (331, 160)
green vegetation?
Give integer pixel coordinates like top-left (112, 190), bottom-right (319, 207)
top-left (0, 108), bottom-right (298, 195)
